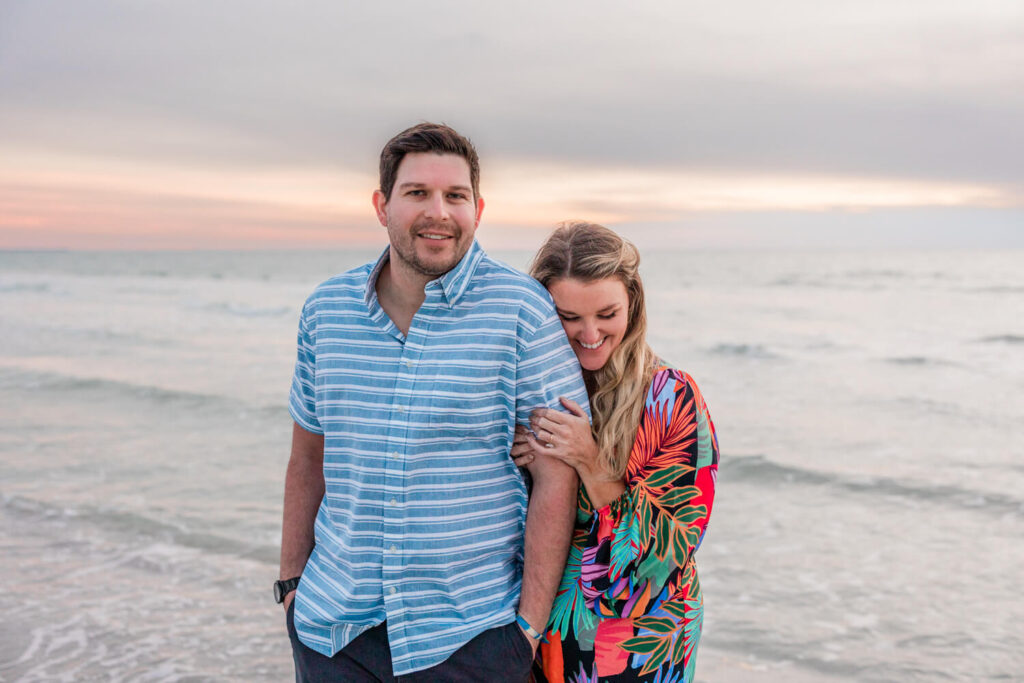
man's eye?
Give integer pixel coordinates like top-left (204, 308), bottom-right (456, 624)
top-left (448, 193), bottom-right (467, 200)
top-left (408, 190), bottom-right (425, 196)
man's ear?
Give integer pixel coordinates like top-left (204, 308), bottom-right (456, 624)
top-left (474, 196), bottom-right (485, 228)
top-left (372, 190), bottom-right (388, 227)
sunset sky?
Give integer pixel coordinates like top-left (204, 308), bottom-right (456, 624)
top-left (1, 1), bottom-right (1022, 250)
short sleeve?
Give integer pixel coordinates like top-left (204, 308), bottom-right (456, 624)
top-left (515, 312), bottom-right (590, 424)
top-left (288, 299), bottom-right (323, 434)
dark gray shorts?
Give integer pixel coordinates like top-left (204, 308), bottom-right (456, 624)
top-left (286, 601), bottom-right (534, 682)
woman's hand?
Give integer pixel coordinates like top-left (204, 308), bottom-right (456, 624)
top-left (511, 423), bottom-right (542, 468)
top-left (511, 421), bottom-right (577, 486)
top-left (528, 397), bottom-right (626, 509)
top-left (526, 397), bottom-right (602, 478)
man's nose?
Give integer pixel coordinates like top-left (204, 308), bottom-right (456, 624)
top-left (423, 193), bottom-right (450, 221)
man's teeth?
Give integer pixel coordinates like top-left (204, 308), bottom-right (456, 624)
top-left (420, 234), bottom-right (450, 240)
top-left (580, 339), bottom-right (604, 350)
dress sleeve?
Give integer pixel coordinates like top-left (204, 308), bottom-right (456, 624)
top-left (577, 369), bottom-right (719, 616)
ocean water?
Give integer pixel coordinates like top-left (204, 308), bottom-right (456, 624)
top-left (1, 247), bottom-right (1021, 682)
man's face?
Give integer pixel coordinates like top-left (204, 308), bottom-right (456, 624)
top-left (373, 152), bottom-right (484, 279)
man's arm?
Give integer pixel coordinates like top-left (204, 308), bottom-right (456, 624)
top-left (279, 421), bottom-right (325, 610)
top-left (511, 292), bottom-right (590, 647)
top-left (518, 452), bottom-right (578, 651)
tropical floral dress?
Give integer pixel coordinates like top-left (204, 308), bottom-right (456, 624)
top-left (536, 365), bottom-right (719, 683)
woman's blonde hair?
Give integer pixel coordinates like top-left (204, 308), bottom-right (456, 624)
top-left (530, 221), bottom-right (656, 478)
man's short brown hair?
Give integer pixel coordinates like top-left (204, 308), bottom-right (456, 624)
top-left (379, 123), bottom-right (480, 201)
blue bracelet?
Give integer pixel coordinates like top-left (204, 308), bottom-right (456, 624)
top-left (516, 614), bottom-right (544, 641)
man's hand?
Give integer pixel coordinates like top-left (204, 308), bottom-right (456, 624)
top-left (283, 590), bottom-right (295, 613)
top-left (518, 625), bottom-right (540, 656)
top-left (511, 424), bottom-right (541, 468)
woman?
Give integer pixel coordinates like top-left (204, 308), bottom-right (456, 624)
top-left (513, 222), bottom-right (719, 683)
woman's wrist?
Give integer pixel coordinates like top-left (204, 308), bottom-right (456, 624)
top-left (579, 468), bottom-right (626, 510)
top-left (571, 438), bottom-right (625, 508)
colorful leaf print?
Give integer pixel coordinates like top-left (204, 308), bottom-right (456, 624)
top-left (619, 635), bottom-right (664, 654)
top-left (538, 367), bottom-right (719, 683)
top-left (549, 530), bottom-right (598, 639)
top-left (658, 485), bottom-right (702, 510)
top-left (633, 615), bottom-right (676, 634)
top-left (681, 598), bottom-right (704, 666)
top-left (639, 635), bottom-right (673, 676)
top-left (644, 464), bottom-right (692, 491)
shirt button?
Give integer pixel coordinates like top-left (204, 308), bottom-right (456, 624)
top-left (389, 587), bottom-right (397, 595)
top-left (390, 544), bottom-right (397, 553)
top-left (390, 451), bottom-right (399, 458)
top-left (396, 405), bottom-right (405, 413)
top-left (390, 498), bottom-right (397, 506)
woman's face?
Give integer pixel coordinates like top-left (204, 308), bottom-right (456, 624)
top-left (547, 277), bottom-right (630, 372)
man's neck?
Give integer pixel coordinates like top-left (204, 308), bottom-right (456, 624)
top-left (375, 251), bottom-right (433, 336)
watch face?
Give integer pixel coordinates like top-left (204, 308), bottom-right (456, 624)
top-left (274, 581), bottom-right (283, 603)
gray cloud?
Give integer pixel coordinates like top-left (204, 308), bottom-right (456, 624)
top-left (1, 0), bottom-right (1022, 185)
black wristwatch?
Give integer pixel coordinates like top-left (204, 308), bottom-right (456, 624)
top-left (274, 576), bottom-right (301, 604)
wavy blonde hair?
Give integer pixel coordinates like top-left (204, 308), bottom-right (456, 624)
top-left (530, 221), bottom-right (657, 478)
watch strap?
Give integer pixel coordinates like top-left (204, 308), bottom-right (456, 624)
top-left (516, 613), bottom-right (544, 641)
top-left (275, 576), bottom-right (301, 603)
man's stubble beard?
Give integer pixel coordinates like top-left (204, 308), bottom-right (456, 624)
top-left (389, 219), bottom-right (466, 278)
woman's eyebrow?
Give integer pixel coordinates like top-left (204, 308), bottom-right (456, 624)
top-left (555, 303), bottom-right (621, 315)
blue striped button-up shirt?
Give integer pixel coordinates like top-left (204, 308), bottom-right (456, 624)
top-left (288, 240), bottom-right (589, 675)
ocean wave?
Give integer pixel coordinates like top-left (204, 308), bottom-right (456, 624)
top-left (197, 302), bottom-right (293, 318)
top-left (0, 281), bottom-right (53, 293)
top-left (977, 334), bottom-right (1024, 345)
top-left (964, 285), bottom-right (1024, 294)
top-left (722, 455), bottom-right (1024, 518)
top-left (841, 268), bottom-right (910, 280)
top-left (38, 325), bottom-right (177, 347)
top-left (0, 368), bottom-right (286, 418)
top-left (881, 356), bottom-right (958, 367)
top-left (887, 394), bottom-right (1017, 430)
top-left (1, 493), bottom-right (278, 564)
top-left (707, 343), bottom-right (782, 360)
top-left (768, 275), bottom-right (829, 289)
top-left (767, 275), bottom-right (891, 291)
top-left (769, 268), bottom-right (955, 291)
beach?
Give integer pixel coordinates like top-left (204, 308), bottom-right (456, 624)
top-left (2, 246), bottom-right (1022, 681)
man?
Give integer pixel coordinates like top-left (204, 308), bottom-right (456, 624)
top-left (277, 123), bottom-right (588, 681)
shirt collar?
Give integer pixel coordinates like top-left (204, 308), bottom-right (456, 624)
top-left (364, 239), bottom-right (485, 309)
